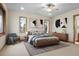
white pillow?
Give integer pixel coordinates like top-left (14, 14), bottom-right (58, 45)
top-left (28, 35), bottom-right (35, 43)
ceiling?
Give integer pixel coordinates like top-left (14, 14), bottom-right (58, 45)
top-left (5, 3), bottom-right (79, 17)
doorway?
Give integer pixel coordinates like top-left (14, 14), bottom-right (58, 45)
top-left (73, 14), bottom-right (79, 44)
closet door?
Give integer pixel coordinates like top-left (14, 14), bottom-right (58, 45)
top-left (74, 15), bottom-right (79, 44)
top-left (76, 16), bottom-right (79, 41)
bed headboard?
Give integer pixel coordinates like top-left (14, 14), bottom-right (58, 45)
top-left (28, 30), bottom-right (45, 35)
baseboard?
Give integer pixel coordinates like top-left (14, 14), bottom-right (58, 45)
top-left (68, 41), bottom-right (74, 44)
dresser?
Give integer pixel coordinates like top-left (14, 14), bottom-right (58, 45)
top-left (53, 32), bottom-right (68, 42)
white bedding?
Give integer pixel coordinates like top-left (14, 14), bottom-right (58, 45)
top-left (28, 35), bottom-right (59, 43)
top-left (28, 35), bottom-right (34, 43)
top-left (35, 36), bottom-right (58, 41)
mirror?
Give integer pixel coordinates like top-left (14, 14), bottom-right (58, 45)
top-left (19, 16), bottom-right (27, 33)
top-left (44, 20), bottom-right (49, 33)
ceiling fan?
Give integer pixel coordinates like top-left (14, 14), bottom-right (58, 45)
top-left (42, 3), bottom-right (58, 12)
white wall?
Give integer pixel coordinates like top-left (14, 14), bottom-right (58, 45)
top-left (52, 8), bottom-right (79, 42)
top-left (2, 4), bottom-right (9, 34)
top-left (8, 11), bottom-right (51, 35)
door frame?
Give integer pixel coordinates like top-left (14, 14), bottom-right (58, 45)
top-left (73, 14), bottom-right (79, 43)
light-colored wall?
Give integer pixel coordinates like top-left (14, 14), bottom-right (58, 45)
top-left (8, 11), bottom-right (52, 35)
top-left (52, 8), bottom-right (79, 42)
top-left (2, 3), bottom-right (9, 34)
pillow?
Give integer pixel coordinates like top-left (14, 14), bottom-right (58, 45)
top-left (28, 35), bottom-right (36, 43)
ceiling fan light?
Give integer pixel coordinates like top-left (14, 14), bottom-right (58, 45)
top-left (20, 6), bottom-right (24, 10)
top-left (47, 8), bottom-right (52, 12)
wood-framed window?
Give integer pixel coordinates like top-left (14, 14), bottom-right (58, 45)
top-left (0, 4), bottom-right (5, 36)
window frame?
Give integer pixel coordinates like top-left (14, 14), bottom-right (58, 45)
top-left (0, 4), bottom-right (5, 36)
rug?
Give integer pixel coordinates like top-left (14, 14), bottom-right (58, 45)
top-left (24, 42), bottom-right (70, 56)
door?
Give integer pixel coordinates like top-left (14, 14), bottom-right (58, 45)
top-left (74, 15), bottom-right (79, 44)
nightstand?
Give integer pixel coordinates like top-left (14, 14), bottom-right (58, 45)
top-left (19, 33), bottom-right (28, 41)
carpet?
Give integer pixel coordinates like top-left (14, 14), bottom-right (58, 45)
top-left (24, 42), bottom-right (70, 56)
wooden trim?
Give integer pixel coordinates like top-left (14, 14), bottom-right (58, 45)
top-left (3, 9), bottom-right (6, 34)
top-left (0, 32), bottom-right (5, 37)
top-left (73, 14), bottom-right (79, 43)
top-left (73, 15), bottom-right (75, 43)
top-left (68, 41), bottom-right (74, 44)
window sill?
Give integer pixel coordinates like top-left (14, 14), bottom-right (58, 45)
top-left (0, 32), bottom-right (5, 37)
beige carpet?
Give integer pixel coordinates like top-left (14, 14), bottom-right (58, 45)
top-left (0, 42), bottom-right (29, 56)
top-left (1, 41), bottom-right (79, 56)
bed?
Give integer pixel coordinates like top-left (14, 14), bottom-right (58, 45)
top-left (28, 34), bottom-right (60, 47)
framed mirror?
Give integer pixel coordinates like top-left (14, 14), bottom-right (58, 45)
top-left (44, 20), bottom-right (49, 33)
top-left (19, 16), bottom-right (27, 33)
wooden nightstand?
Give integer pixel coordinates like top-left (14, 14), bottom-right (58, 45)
top-left (19, 33), bottom-right (28, 41)
top-left (24, 36), bottom-right (28, 42)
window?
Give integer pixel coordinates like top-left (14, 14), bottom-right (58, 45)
top-left (0, 4), bottom-right (5, 36)
top-left (0, 11), bottom-right (3, 33)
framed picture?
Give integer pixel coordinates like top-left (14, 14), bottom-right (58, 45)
top-left (40, 19), bottom-right (43, 25)
top-left (55, 19), bottom-right (60, 28)
top-left (65, 17), bottom-right (67, 24)
top-left (29, 18), bottom-right (37, 28)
